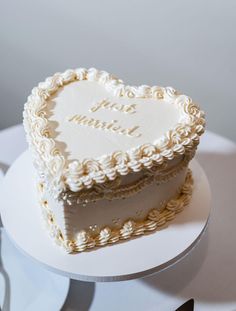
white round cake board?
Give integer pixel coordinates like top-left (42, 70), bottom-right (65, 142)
top-left (0, 151), bottom-right (211, 282)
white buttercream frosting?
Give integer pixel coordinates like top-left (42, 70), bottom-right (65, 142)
top-left (23, 68), bottom-right (205, 195)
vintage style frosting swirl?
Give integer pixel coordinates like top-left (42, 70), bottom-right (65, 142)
top-left (23, 68), bottom-right (205, 196)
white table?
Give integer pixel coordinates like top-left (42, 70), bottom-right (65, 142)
top-left (0, 125), bottom-right (236, 311)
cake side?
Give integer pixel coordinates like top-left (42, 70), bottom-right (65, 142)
top-left (39, 168), bottom-right (193, 253)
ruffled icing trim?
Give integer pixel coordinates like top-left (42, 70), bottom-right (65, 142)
top-left (61, 150), bottom-right (194, 205)
top-left (23, 68), bottom-right (205, 195)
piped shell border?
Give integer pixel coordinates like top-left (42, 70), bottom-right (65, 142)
top-left (23, 68), bottom-right (204, 195)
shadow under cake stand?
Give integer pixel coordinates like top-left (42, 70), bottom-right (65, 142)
top-left (0, 151), bottom-right (211, 282)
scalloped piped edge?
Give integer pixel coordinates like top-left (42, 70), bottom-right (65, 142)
top-left (40, 169), bottom-right (193, 254)
top-left (61, 151), bottom-right (194, 205)
top-left (23, 68), bottom-right (204, 195)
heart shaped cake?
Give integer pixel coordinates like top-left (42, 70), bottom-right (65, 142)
top-left (23, 68), bottom-right (205, 253)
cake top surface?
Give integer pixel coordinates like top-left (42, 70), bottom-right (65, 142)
top-left (47, 80), bottom-right (180, 161)
top-left (23, 68), bottom-right (205, 194)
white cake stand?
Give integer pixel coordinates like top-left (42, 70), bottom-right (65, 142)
top-left (0, 151), bottom-right (211, 282)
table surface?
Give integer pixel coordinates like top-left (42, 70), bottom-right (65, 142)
top-left (0, 125), bottom-right (236, 311)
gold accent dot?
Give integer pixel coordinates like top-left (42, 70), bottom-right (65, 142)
top-left (49, 216), bottom-right (54, 223)
top-left (43, 200), bottom-right (48, 207)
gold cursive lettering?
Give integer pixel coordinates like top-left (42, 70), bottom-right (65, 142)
top-left (89, 99), bottom-right (137, 114)
top-left (125, 125), bottom-right (142, 138)
top-left (67, 114), bottom-right (141, 138)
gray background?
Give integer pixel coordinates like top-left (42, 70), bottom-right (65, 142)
top-left (0, 0), bottom-right (235, 141)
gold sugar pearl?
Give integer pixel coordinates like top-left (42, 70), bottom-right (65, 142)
top-left (89, 224), bottom-right (98, 231)
top-left (49, 215), bottom-right (54, 223)
top-left (38, 183), bottom-right (44, 192)
top-left (42, 200), bottom-right (48, 208)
